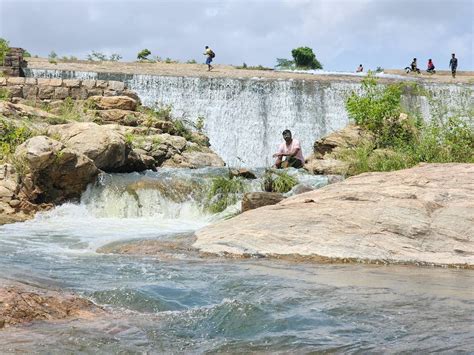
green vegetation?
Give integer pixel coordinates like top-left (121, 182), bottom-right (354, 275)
top-left (0, 88), bottom-right (10, 101)
top-left (276, 47), bottom-right (323, 70)
top-left (235, 63), bottom-right (273, 71)
top-left (0, 118), bottom-right (32, 161)
top-left (196, 116), bottom-right (205, 132)
top-left (86, 51), bottom-right (121, 62)
top-left (48, 50), bottom-right (58, 64)
top-left (0, 38), bottom-right (9, 64)
top-left (186, 59), bottom-right (197, 64)
top-left (137, 49), bottom-right (151, 61)
top-left (262, 169), bottom-right (298, 193)
top-left (291, 47), bottom-right (323, 69)
top-left (205, 176), bottom-right (246, 213)
top-left (336, 74), bottom-right (474, 175)
top-left (23, 50), bottom-right (31, 58)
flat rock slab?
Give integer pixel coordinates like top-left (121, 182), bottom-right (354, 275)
top-left (194, 163), bottom-right (474, 267)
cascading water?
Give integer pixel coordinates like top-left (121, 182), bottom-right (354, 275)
top-left (25, 68), bottom-right (473, 168)
top-left (1, 168), bottom-right (473, 352)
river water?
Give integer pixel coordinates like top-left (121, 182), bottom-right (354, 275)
top-left (0, 168), bottom-right (473, 353)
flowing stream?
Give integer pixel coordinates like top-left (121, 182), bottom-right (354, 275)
top-left (1, 168), bottom-right (473, 353)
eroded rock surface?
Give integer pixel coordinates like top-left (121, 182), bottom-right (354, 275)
top-left (194, 164), bottom-right (474, 267)
top-left (0, 281), bottom-right (103, 329)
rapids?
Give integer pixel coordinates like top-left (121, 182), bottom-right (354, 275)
top-left (0, 168), bottom-right (473, 352)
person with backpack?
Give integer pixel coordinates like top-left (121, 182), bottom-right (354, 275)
top-left (203, 46), bottom-right (215, 71)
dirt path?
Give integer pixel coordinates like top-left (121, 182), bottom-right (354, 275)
top-left (25, 58), bottom-right (474, 84)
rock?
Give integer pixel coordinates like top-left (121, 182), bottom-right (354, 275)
top-left (304, 157), bottom-right (350, 175)
top-left (0, 101), bottom-right (59, 120)
top-left (15, 136), bottom-right (99, 203)
top-left (94, 109), bottom-right (140, 126)
top-left (0, 281), bottom-right (103, 328)
top-left (88, 95), bottom-right (137, 111)
top-left (163, 150), bottom-right (225, 168)
top-left (313, 124), bottom-right (373, 156)
top-left (194, 164), bottom-right (474, 267)
top-left (47, 122), bottom-right (127, 171)
top-left (230, 168), bottom-right (257, 179)
top-left (242, 192), bottom-right (285, 212)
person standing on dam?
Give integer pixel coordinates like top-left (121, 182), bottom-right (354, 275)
top-left (449, 53), bottom-right (458, 78)
top-left (203, 46), bottom-right (215, 71)
top-left (273, 129), bottom-right (304, 169)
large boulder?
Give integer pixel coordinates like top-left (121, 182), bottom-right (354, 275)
top-left (194, 164), bottom-right (474, 267)
top-left (304, 157), bottom-right (350, 175)
top-left (15, 136), bottom-right (99, 203)
top-left (88, 95), bottom-right (138, 111)
top-left (0, 101), bottom-right (59, 121)
top-left (313, 124), bottom-right (373, 156)
top-left (241, 192), bottom-right (285, 212)
top-left (164, 150), bottom-right (225, 169)
top-left (47, 122), bottom-right (139, 172)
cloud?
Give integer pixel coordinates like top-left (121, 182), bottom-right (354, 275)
top-left (0, 0), bottom-right (472, 70)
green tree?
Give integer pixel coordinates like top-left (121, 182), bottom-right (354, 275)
top-left (0, 38), bottom-right (9, 65)
top-left (137, 49), bottom-right (151, 61)
top-left (291, 47), bottom-right (323, 69)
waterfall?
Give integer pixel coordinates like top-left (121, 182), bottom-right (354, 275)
top-left (25, 68), bottom-right (473, 168)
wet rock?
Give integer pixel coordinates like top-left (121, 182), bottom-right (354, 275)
top-left (195, 164), bottom-right (474, 267)
top-left (241, 192), bottom-right (285, 212)
top-left (15, 136), bottom-right (99, 203)
top-left (230, 168), bottom-right (257, 179)
top-left (0, 281), bottom-right (104, 329)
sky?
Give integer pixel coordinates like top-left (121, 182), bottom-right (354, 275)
top-left (1, 0), bottom-right (473, 71)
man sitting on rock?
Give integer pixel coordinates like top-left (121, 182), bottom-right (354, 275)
top-left (273, 129), bottom-right (304, 168)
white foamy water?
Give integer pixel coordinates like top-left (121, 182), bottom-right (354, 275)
top-left (26, 69), bottom-right (473, 168)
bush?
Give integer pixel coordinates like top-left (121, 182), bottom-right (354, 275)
top-left (275, 58), bottom-right (294, 69)
top-left (291, 47), bottom-right (323, 69)
top-left (0, 119), bottom-right (32, 160)
top-left (339, 76), bottom-right (474, 175)
top-left (206, 176), bottom-right (246, 213)
top-left (137, 49), bottom-right (151, 61)
top-left (261, 169), bottom-right (298, 193)
top-left (0, 38), bottom-right (9, 64)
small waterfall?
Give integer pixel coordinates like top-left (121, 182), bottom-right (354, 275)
top-left (25, 68), bottom-right (473, 167)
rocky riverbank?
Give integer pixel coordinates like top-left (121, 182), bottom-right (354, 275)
top-left (0, 83), bottom-right (224, 224)
top-left (194, 163), bottom-right (474, 268)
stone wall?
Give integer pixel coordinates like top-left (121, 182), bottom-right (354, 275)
top-left (1, 47), bottom-right (26, 77)
top-left (0, 78), bottom-right (136, 101)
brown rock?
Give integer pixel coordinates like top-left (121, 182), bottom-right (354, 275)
top-left (6, 77), bottom-right (26, 85)
top-left (304, 157), bottom-right (350, 175)
top-left (107, 80), bottom-right (125, 92)
top-left (313, 124), bottom-right (373, 156)
top-left (7, 85), bottom-right (23, 98)
top-left (22, 85), bottom-right (38, 100)
top-left (70, 87), bottom-right (88, 100)
top-left (230, 168), bottom-right (257, 179)
top-left (195, 163), bottom-right (474, 267)
top-left (82, 80), bottom-right (96, 89)
top-left (0, 281), bottom-right (103, 328)
top-left (63, 79), bottom-right (81, 88)
top-left (38, 86), bottom-right (54, 99)
top-left (88, 95), bottom-right (138, 111)
top-left (242, 192), bottom-right (285, 212)
top-left (53, 87), bottom-right (70, 100)
top-left (37, 78), bottom-right (62, 87)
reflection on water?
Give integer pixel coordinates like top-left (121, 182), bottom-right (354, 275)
top-left (0, 169), bottom-right (473, 352)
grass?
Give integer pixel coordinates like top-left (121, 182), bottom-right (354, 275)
top-left (261, 169), bottom-right (299, 193)
top-left (205, 176), bottom-right (246, 213)
top-left (0, 117), bottom-right (33, 163)
top-left (338, 75), bottom-right (474, 175)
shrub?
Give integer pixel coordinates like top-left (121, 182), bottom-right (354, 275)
top-left (0, 119), bottom-right (32, 160)
top-left (0, 38), bottom-right (9, 64)
top-left (109, 53), bottom-right (122, 62)
top-left (275, 58), bottom-right (295, 69)
top-left (206, 176), bottom-right (246, 213)
top-left (186, 59), bottom-right (197, 64)
top-left (0, 88), bottom-right (10, 101)
top-left (137, 49), bottom-right (151, 61)
top-left (291, 47), bottom-right (323, 69)
top-left (339, 76), bottom-right (474, 175)
top-left (261, 169), bottom-right (298, 193)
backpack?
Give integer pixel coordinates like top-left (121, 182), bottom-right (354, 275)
top-left (209, 50), bottom-right (215, 58)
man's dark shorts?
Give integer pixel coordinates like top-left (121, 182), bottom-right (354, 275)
top-left (281, 156), bottom-right (303, 169)
top-left (206, 57), bottom-right (212, 65)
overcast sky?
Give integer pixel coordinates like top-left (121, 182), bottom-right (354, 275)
top-left (1, 0), bottom-right (472, 71)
